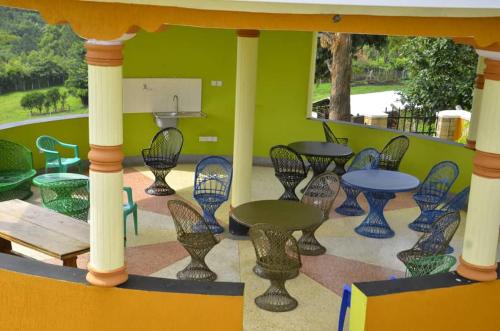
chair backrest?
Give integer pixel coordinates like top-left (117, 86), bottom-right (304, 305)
top-left (269, 145), bottom-right (307, 176)
top-left (379, 135), bottom-right (409, 171)
top-left (348, 148), bottom-right (380, 172)
top-left (36, 135), bottom-right (60, 164)
top-left (167, 200), bottom-right (216, 241)
top-left (301, 172), bottom-right (340, 220)
top-left (148, 127), bottom-right (183, 163)
top-left (194, 156), bottom-right (233, 199)
top-left (0, 140), bottom-right (33, 172)
top-left (416, 161), bottom-right (459, 201)
top-left (249, 223), bottom-right (301, 269)
top-left (413, 211), bottom-right (460, 255)
top-left (323, 122), bottom-right (340, 144)
top-left (441, 186), bottom-right (470, 212)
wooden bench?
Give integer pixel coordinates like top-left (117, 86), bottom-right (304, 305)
top-left (0, 199), bottom-right (89, 267)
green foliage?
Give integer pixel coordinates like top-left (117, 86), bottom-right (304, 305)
top-left (65, 42), bottom-right (88, 106)
top-left (20, 91), bottom-right (44, 113)
top-left (45, 87), bottom-right (61, 111)
top-left (399, 37), bottom-right (477, 112)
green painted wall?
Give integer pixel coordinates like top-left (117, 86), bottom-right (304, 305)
top-left (0, 26), bottom-right (473, 192)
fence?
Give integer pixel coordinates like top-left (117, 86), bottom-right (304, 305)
top-left (385, 107), bottom-right (437, 136)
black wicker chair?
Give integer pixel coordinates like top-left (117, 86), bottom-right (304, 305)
top-left (249, 223), bottom-right (302, 312)
top-left (270, 145), bottom-right (308, 201)
top-left (167, 200), bottom-right (219, 281)
top-left (397, 211), bottom-right (460, 277)
top-left (378, 135), bottom-right (409, 171)
top-left (142, 127), bottom-right (183, 195)
top-left (322, 122), bottom-right (348, 145)
top-left (298, 172), bottom-right (340, 255)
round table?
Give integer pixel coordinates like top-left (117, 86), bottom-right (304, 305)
top-left (231, 200), bottom-right (323, 277)
top-left (288, 141), bottom-right (353, 177)
top-left (33, 173), bottom-right (90, 220)
top-left (342, 170), bottom-right (419, 238)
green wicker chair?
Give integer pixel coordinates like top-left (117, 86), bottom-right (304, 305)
top-left (0, 140), bottom-right (36, 202)
top-left (39, 179), bottom-right (90, 221)
top-left (404, 255), bottom-right (457, 277)
top-left (36, 135), bottom-right (82, 173)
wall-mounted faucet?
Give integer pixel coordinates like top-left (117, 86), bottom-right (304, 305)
top-left (172, 95), bottom-right (179, 114)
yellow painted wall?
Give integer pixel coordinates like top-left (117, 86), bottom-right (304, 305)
top-left (351, 279), bottom-right (500, 331)
top-left (0, 267), bottom-right (243, 331)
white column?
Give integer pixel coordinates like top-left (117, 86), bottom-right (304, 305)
top-left (230, 30), bottom-right (260, 211)
top-left (466, 56), bottom-right (485, 149)
top-left (85, 40), bottom-right (128, 287)
top-left (457, 50), bottom-right (500, 282)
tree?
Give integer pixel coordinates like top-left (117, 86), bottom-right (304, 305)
top-left (46, 87), bottom-right (61, 112)
top-left (65, 42), bottom-right (88, 106)
top-left (60, 90), bottom-right (69, 111)
top-left (319, 33), bottom-right (387, 121)
top-left (399, 37), bottom-right (477, 112)
top-left (20, 91), bottom-right (45, 114)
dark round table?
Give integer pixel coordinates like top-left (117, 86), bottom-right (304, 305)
top-left (288, 141), bottom-right (354, 178)
top-left (342, 170), bottom-right (419, 239)
top-left (231, 200), bottom-right (323, 277)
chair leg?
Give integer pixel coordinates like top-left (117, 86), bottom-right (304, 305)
top-left (133, 208), bottom-right (138, 235)
top-left (338, 284), bottom-right (351, 331)
top-left (297, 224), bottom-right (326, 256)
top-left (146, 168), bottom-right (175, 196)
top-left (177, 246), bottom-right (217, 281)
top-left (255, 278), bottom-right (298, 312)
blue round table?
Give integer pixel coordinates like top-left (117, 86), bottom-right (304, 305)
top-left (341, 170), bottom-right (419, 238)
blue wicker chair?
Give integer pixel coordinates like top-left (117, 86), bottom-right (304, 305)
top-left (335, 148), bottom-right (380, 216)
top-left (193, 156), bottom-right (232, 234)
top-left (398, 211), bottom-right (460, 277)
top-left (36, 135), bottom-right (81, 173)
top-left (409, 161), bottom-right (459, 232)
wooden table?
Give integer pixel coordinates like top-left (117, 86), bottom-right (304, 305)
top-left (0, 199), bottom-right (90, 267)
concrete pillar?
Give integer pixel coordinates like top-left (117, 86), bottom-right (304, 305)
top-left (229, 30), bottom-right (259, 234)
top-left (85, 40), bottom-right (128, 287)
top-left (364, 114), bottom-right (388, 128)
top-left (466, 56), bottom-right (486, 149)
top-left (457, 51), bottom-right (500, 281)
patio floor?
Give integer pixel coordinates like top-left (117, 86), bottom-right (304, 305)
top-left (21, 164), bottom-right (473, 331)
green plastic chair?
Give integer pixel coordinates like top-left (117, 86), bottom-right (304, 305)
top-left (0, 140), bottom-right (37, 201)
top-left (123, 186), bottom-right (138, 236)
top-left (36, 135), bottom-right (82, 173)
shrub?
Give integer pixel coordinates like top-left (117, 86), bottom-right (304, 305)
top-left (45, 87), bottom-right (61, 112)
top-left (20, 91), bottom-right (45, 114)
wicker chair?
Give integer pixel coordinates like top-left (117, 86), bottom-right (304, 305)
top-left (409, 161), bottom-right (459, 232)
top-left (322, 122), bottom-right (348, 145)
top-left (403, 254), bottom-right (457, 278)
top-left (298, 172), bottom-right (340, 255)
top-left (40, 179), bottom-right (90, 221)
top-left (193, 156), bottom-right (232, 234)
top-left (142, 127), bottom-right (183, 196)
top-left (249, 223), bottom-right (302, 312)
top-left (397, 211), bottom-right (460, 277)
top-left (335, 148), bottom-right (380, 216)
top-left (270, 145), bottom-right (308, 201)
top-left (167, 200), bottom-right (219, 281)
top-left (36, 135), bottom-right (81, 173)
top-left (378, 135), bottom-right (409, 171)
top-left (0, 140), bottom-right (36, 202)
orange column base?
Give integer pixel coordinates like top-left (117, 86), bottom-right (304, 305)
top-left (465, 139), bottom-right (476, 150)
top-left (86, 263), bottom-right (128, 287)
top-left (456, 256), bottom-right (497, 282)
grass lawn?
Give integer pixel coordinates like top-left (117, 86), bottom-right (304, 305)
top-left (0, 86), bottom-right (88, 125)
top-left (313, 83), bottom-right (404, 101)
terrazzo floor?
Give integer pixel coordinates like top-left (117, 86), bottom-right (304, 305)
top-left (20, 164), bottom-right (475, 331)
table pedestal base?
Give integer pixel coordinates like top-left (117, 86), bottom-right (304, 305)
top-left (355, 192), bottom-right (395, 239)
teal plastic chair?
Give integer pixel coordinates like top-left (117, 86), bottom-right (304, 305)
top-left (123, 187), bottom-right (138, 236)
top-left (36, 135), bottom-right (82, 173)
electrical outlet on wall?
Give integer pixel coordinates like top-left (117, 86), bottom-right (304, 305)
top-left (199, 136), bottom-right (218, 142)
top-left (210, 80), bottom-right (223, 87)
